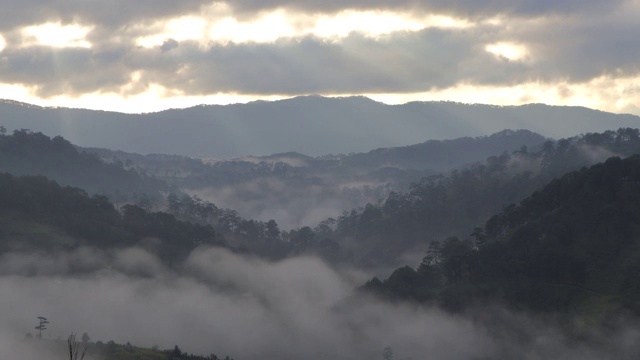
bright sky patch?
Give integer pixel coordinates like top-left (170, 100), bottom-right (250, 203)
top-left (485, 42), bottom-right (529, 62)
top-left (22, 23), bottom-right (93, 48)
top-left (135, 9), bottom-right (471, 48)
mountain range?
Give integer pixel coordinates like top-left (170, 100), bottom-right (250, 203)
top-left (1, 96), bottom-right (638, 158)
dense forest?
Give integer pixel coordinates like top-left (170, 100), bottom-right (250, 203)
top-left (0, 127), bottom-right (168, 205)
top-left (5, 127), bottom-right (640, 271)
top-left (86, 129), bottom-right (546, 229)
top-left (363, 154), bottom-right (640, 318)
top-left (0, 172), bottom-right (227, 265)
top-left (3, 126), bottom-right (640, 358)
top-left (290, 128), bottom-right (640, 268)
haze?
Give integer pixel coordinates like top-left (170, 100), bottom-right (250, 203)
top-left (2, 1), bottom-right (640, 360)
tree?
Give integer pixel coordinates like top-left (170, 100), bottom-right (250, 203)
top-left (470, 227), bottom-right (487, 248)
top-left (67, 333), bottom-right (87, 360)
top-left (81, 332), bottom-right (90, 344)
top-left (263, 219), bottom-right (281, 243)
top-left (172, 345), bottom-right (183, 358)
top-left (35, 316), bottom-right (49, 338)
top-left (421, 241), bottom-right (442, 267)
top-left (383, 346), bottom-right (394, 360)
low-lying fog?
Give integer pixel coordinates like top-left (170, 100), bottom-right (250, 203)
top-left (186, 180), bottom-right (391, 230)
top-left (2, 247), bottom-right (639, 360)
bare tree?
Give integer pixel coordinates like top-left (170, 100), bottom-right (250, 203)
top-left (68, 333), bottom-right (87, 360)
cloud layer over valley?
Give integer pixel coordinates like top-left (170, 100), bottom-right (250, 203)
top-left (2, 246), bottom-right (640, 360)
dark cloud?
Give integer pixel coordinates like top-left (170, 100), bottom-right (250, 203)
top-left (0, 0), bottom-right (210, 31)
top-left (160, 38), bottom-right (179, 53)
top-left (0, 0), bottom-right (628, 34)
top-left (512, 11), bottom-right (640, 83)
top-left (225, 0), bottom-right (626, 19)
top-left (0, 29), bottom-right (524, 97)
top-left (0, 1), bottom-right (638, 100)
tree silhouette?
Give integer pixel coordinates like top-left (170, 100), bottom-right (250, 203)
top-left (383, 346), bottom-right (394, 360)
top-left (67, 333), bottom-right (87, 360)
top-left (35, 316), bottom-right (49, 338)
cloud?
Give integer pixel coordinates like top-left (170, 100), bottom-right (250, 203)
top-left (1, 246), bottom-right (639, 360)
top-left (0, 1), bottom-right (210, 32)
top-left (160, 38), bottom-right (179, 52)
top-left (0, 1), bottom-right (638, 114)
top-left (0, 29), bottom-right (517, 96)
top-left (3, 4), bottom-right (640, 97)
top-left (221, 0), bottom-right (626, 19)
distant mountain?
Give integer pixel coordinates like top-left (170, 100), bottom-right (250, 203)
top-left (335, 129), bottom-right (547, 172)
top-left (1, 96), bottom-right (638, 158)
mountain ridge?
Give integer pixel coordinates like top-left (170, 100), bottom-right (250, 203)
top-left (1, 96), bottom-right (638, 158)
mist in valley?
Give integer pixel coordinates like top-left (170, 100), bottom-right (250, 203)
top-left (2, 0), bottom-right (640, 356)
top-left (185, 179), bottom-right (391, 230)
top-left (2, 246), bottom-right (640, 360)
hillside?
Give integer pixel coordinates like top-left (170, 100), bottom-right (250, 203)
top-left (85, 129), bottom-right (546, 228)
top-left (302, 128), bottom-right (640, 268)
top-left (335, 129), bottom-right (547, 172)
top-left (1, 97), bottom-right (638, 158)
top-left (364, 154), bottom-right (640, 317)
top-left (0, 129), bottom-right (169, 204)
top-left (0, 172), bottom-right (226, 264)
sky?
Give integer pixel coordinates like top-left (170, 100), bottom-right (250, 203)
top-left (0, 0), bottom-right (639, 114)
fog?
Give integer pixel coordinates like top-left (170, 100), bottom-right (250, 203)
top-left (186, 178), bottom-right (391, 230)
top-left (2, 246), bottom-right (640, 359)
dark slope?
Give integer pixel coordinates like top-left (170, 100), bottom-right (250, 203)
top-left (364, 154), bottom-right (640, 316)
top-left (306, 128), bottom-right (640, 268)
top-left (1, 96), bottom-right (638, 158)
top-left (336, 129), bottom-right (547, 172)
top-left (83, 129), bottom-right (546, 189)
top-left (0, 173), bottom-right (226, 264)
top-left (0, 129), bottom-right (169, 203)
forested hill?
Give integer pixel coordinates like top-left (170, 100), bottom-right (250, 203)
top-left (82, 129), bottom-right (546, 231)
top-left (85, 129), bottom-right (547, 184)
top-left (335, 129), bottom-right (547, 172)
top-left (299, 128), bottom-right (640, 268)
top-left (0, 128), bottom-right (168, 204)
top-left (0, 173), bottom-right (227, 264)
top-left (1, 96), bottom-right (638, 158)
top-left (363, 154), bottom-right (640, 317)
